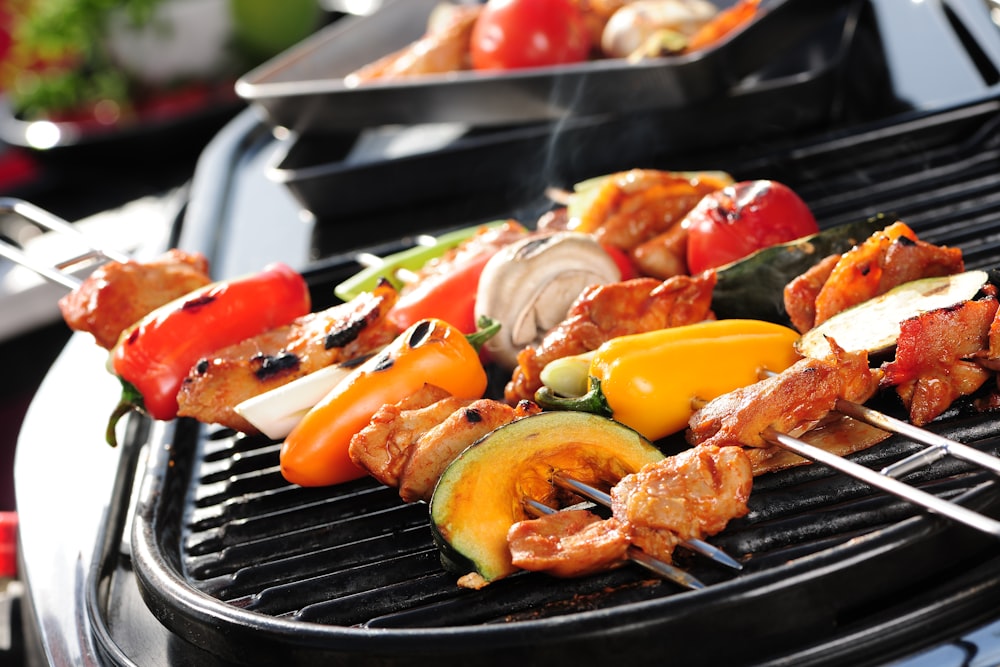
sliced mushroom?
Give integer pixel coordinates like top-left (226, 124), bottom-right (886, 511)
top-left (475, 232), bottom-right (622, 369)
top-left (601, 0), bottom-right (718, 59)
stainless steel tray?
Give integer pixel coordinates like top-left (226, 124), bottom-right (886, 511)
top-left (236, 0), bottom-right (853, 133)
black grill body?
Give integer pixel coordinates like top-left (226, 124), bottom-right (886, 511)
top-left (120, 97), bottom-right (1000, 666)
top-left (16, 1), bottom-right (1000, 666)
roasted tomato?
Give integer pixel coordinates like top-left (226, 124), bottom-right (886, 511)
top-left (683, 180), bottom-right (819, 273)
top-left (470, 0), bottom-right (591, 71)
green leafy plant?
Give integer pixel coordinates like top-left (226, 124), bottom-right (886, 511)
top-left (7, 0), bottom-right (170, 119)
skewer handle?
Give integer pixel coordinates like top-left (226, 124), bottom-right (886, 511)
top-left (0, 197), bottom-right (132, 289)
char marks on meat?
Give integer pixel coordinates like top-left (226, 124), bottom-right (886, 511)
top-left (687, 338), bottom-right (880, 450)
top-left (58, 249), bottom-right (212, 349)
top-left (784, 221), bottom-right (964, 333)
top-left (508, 445), bottom-right (752, 576)
top-left (612, 444), bottom-right (752, 562)
top-left (349, 389), bottom-right (540, 502)
top-left (881, 296), bottom-right (999, 425)
top-left (176, 280), bottom-right (400, 434)
top-left (505, 271), bottom-right (717, 403)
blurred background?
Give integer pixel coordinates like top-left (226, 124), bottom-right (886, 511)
top-left (0, 0), bottom-right (332, 515)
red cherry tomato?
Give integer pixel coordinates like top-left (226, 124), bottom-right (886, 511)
top-left (470, 0), bottom-right (591, 71)
top-left (684, 180), bottom-right (819, 274)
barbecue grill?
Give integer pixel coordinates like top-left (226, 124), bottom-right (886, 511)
top-left (13, 0), bottom-right (1000, 665)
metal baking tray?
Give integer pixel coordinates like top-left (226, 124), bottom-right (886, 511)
top-left (265, 0), bottom-right (873, 221)
top-left (236, 0), bottom-right (854, 134)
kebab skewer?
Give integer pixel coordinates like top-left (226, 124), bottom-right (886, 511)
top-left (11, 189), bottom-right (1000, 596)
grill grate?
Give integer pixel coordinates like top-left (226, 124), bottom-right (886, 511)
top-left (129, 97), bottom-right (1000, 666)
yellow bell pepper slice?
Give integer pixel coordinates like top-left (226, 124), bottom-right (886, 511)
top-left (536, 319), bottom-right (802, 441)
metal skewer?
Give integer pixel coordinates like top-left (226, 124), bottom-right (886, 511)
top-left (551, 474), bottom-right (743, 570)
top-left (0, 197), bottom-right (130, 290)
top-left (522, 498), bottom-right (706, 590)
top-left (759, 368), bottom-right (1000, 483)
top-left (832, 398), bottom-right (1000, 478)
top-left (761, 427), bottom-right (1000, 537)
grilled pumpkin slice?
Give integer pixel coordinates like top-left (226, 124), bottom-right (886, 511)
top-left (429, 411), bottom-right (664, 586)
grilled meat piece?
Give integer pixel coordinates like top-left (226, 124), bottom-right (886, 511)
top-left (176, 280), bottom-right (400, 434)
top-left (58, 249), bottom-right (212, 349)
top-left (398, 399), bottom-right (540, 503)
top-left (881, 296), bottom-right (999, 425)
top-left (505, 271), bottom-right (716, 403)
top-left (348, 384), bottom-right (468, 490)
top-left (508, 509), bottom-right (630, 578)
top-left (569, 169), bottom-right (728, 257)
top-left (687, 338), bottom-right (879, 450)
top-left (785, 221), bottom-right (964, 333)
top-left (508, 445), bottom-right (751, 576)
top-left (350, 389), bottom-right (540, 502)
top-left (612, 444), bottom-right (752, 562)
top-left (629, 216), bottom-right (690, 279)
top-left (783, 254), bottom-right (839, 334)
top-left (345, 4), bottom-right (481, 84)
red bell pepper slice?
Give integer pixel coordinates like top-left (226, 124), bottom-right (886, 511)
top-left (112, 262), bottom-right (311, 423)
top-left (387, 251), bottom-right (494, 334)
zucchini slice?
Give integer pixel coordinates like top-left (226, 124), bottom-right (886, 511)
top-left (429, 411), bottom-right (664, 585)
top-left (796, 270), bottom-right (991, 358)
top-left (712, 216), bottom-right (889, 324)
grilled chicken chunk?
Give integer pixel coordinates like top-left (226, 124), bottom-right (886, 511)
top-left (398, 398), bottom-right (540, 502)
top-left (508, 445), bottom-right (752, 576)
top-left (881, 296), bottom-right (999, 425)
top-left (345, 4), bottom-right (481, 84)
top-left (58, 249), bottom-right (212, 349)
top-left (612, 444), bottom-right (752, 562)
top-left (782, 254), bottom-right (839, 335)
top-left (176, 280), bottom-right (400, 434)
top-left (505, 271), bottom-right (716, 403)
top-left (508, 509), bottom-right (631, 578)
top-left (687, 339), bottom-right (880, 450)
top-left (350, 388), bottom-right (540, 502)
top-left (784, 221), bottom-right (964, 333)
top-left (348, 384), bottom-right (469, 491)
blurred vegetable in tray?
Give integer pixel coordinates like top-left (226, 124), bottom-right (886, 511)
top-left (1, 0), bottom-right (318, 126)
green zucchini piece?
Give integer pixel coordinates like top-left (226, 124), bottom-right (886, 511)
top-left (796, 270), bottom-right (991, 358)
top-left (712, 215), bottom-right (890, 324)
top-left (429, 411), bottom-right (664, 584)
top-left (334, 221), bottom-right (508, 302)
